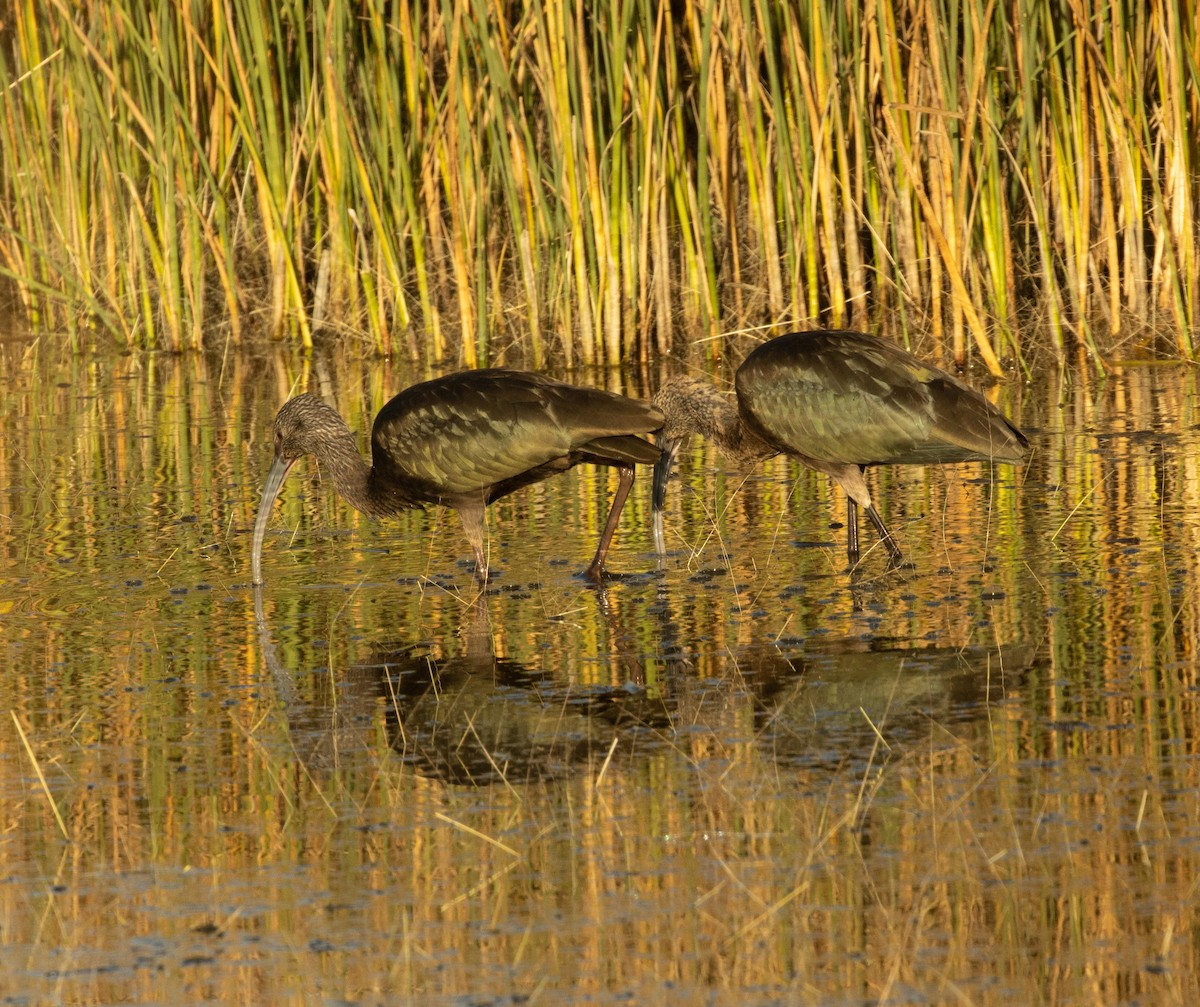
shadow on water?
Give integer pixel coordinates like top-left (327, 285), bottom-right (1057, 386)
top-left (254, 588), bottom-right (676, 786)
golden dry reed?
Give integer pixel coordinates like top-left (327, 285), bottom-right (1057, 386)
top-left (0, 1), bottom-right (1195, 365)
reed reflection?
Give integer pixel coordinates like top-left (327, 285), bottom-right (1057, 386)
top-left (253, 586), bottom-right (388, 773)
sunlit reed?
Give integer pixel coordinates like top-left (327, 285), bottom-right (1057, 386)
top-left (0, 1), bottom-right (1195, 363)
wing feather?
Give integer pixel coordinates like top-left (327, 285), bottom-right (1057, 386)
top-left (735, 331), bottom-right (1026, 466)
top-left (370, 370), bottom-right (661, 496)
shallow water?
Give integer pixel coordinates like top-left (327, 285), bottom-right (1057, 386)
top-left (1, 341), bottom-right (1198, 1005)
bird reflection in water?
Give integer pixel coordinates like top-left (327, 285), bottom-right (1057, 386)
top-left (737, 635), bottom-right (1035, 769)
top-left (254, 589), bottom-right (669, 787)
top-left (253, 581), bottom-right (1036, 788)
top-left (645, 580), bottom-right (1036, 771)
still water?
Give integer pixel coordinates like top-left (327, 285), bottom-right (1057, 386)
top-left (1, 340), bottom-right (1198, 1005)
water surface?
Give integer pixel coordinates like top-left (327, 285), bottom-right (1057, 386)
top-left (1, 342), bottom-right (1197, 1005)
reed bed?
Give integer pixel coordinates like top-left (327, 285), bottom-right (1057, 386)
top-left (0, 0), bottom-right (1196, 365)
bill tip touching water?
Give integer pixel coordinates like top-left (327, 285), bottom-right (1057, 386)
top-left (650, 330), bottom-right (1028, 567)
top-left (250, 371), bottom-right (662, 586)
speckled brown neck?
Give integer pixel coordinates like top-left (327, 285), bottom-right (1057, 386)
top-left (652, 377), bottom-right (775, 467)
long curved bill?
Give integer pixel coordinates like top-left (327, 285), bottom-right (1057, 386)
top-left (251, 454), bottom-right (296, 585)
top-left (651, 437), bottom-right (681, 555)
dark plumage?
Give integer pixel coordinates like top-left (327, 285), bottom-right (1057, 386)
top-left (652, 330), bottom-right (1028, 567)
top-left (251, 369), bottom-right (663, 584)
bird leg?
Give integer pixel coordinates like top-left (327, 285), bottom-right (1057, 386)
top-left (865, 504), bottom-right (905, 569)
top-left (584, 464), bottom-right (635, 583)
top-left (837, 466), bottom-right (905, 570)
top-left (456, 502), bottom-right (491, 583)
top-left (846, 498), bottom-right (861, 568)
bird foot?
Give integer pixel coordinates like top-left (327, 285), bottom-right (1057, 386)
top-left (844, 545), bottom-right (910, 575)
top-left (880, 548), bottom-right (914, 572)
top-left (581, 564), bottom-right (639, 586)
top-left (581, 564), bottom-right (613, 585)
top-left (845, 556), bottom-right (914, 586)
top-left (467, 557), bottom-right (499, 584)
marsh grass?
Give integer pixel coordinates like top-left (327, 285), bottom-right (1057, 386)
top-left (0, 1), bottom-right (1195, 363)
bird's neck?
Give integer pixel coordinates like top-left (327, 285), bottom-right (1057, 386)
top-left (695, 409), bottom-right (770, 470)
top-left (315, 431), bottom-right (380, 515)
top-left (657, 379), bottom-right (775, 467)
top-left (722, 415), bottom-right (776, 468)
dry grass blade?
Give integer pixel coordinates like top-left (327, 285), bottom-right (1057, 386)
top-left (11, 710), bottom-right (69, 841)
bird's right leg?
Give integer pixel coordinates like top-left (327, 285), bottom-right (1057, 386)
top-left (457, 502), bottom-right (490, 583)
top-left (846, 498), bottom-right (861, 568)
top-left (584, 464), bottom-right (635, 583)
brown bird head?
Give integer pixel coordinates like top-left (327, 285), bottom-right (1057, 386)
top-left (271, 394), bottom-right (356, 462)
top-left (251, 394), bottom-right (361, 586)
top-left (650, 377), bottom-right (776, 552)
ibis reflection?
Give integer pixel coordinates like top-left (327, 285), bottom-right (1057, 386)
top-left (254, 586), bottom-right (1037, 787)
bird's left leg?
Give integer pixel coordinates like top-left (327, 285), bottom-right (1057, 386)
top-left (865, 504), bottom-right (905, 568)
top-left (584, 464), bottom-right (635, 583)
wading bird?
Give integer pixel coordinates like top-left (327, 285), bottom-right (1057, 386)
top-left (252, 370), bottom-right (663, 585)
top-left (652, 330), bottom-right (1027, 568)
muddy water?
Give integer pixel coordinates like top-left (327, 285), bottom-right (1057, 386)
top-left (1, 341), bottom-right (1198, 1005)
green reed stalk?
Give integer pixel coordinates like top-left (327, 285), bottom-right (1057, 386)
top-left (1011, 0), bottom-right (1064, 355)
top-left (1111, 2), bottom-right (1149, 322)
top-left (645, 3), bottom-right (679, 354)
top-left (1152, 0), bottom-right (1196, 355)
top-left (471, 5), bottom-right (544, 367)
top-left (727, 3), bottom-right (781, 324)
top-left (825, 4), bottom-right (868, 331)
top-left (0, 0), bottom-right (1196, 364)
top-left (971, 2), bottom-right (1017, 353)
top-left (360, 0), bottom-right (429, 359)
top-left (1, 4), bottom-right (120, 344)
top-left (532, 1), bottom-right (589, 365)
top-left (794, 4), bottom-right (846, 327)
top-left (871, 0), bottom-right (922, 339)
top-left (690, 2), bottom-right (721, 338)
top-left (221, 0), bottom-right (311, 346)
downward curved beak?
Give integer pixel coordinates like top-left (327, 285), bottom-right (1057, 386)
top-left (251, 454), bottom-right (296, 585)
top-left (651, 438), bottom-right (681, 555)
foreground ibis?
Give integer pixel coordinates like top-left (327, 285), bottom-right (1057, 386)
top-left (652, 330), bottom-right (1028, 568)
top-left (251, 370), bottom-right (663, 585)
